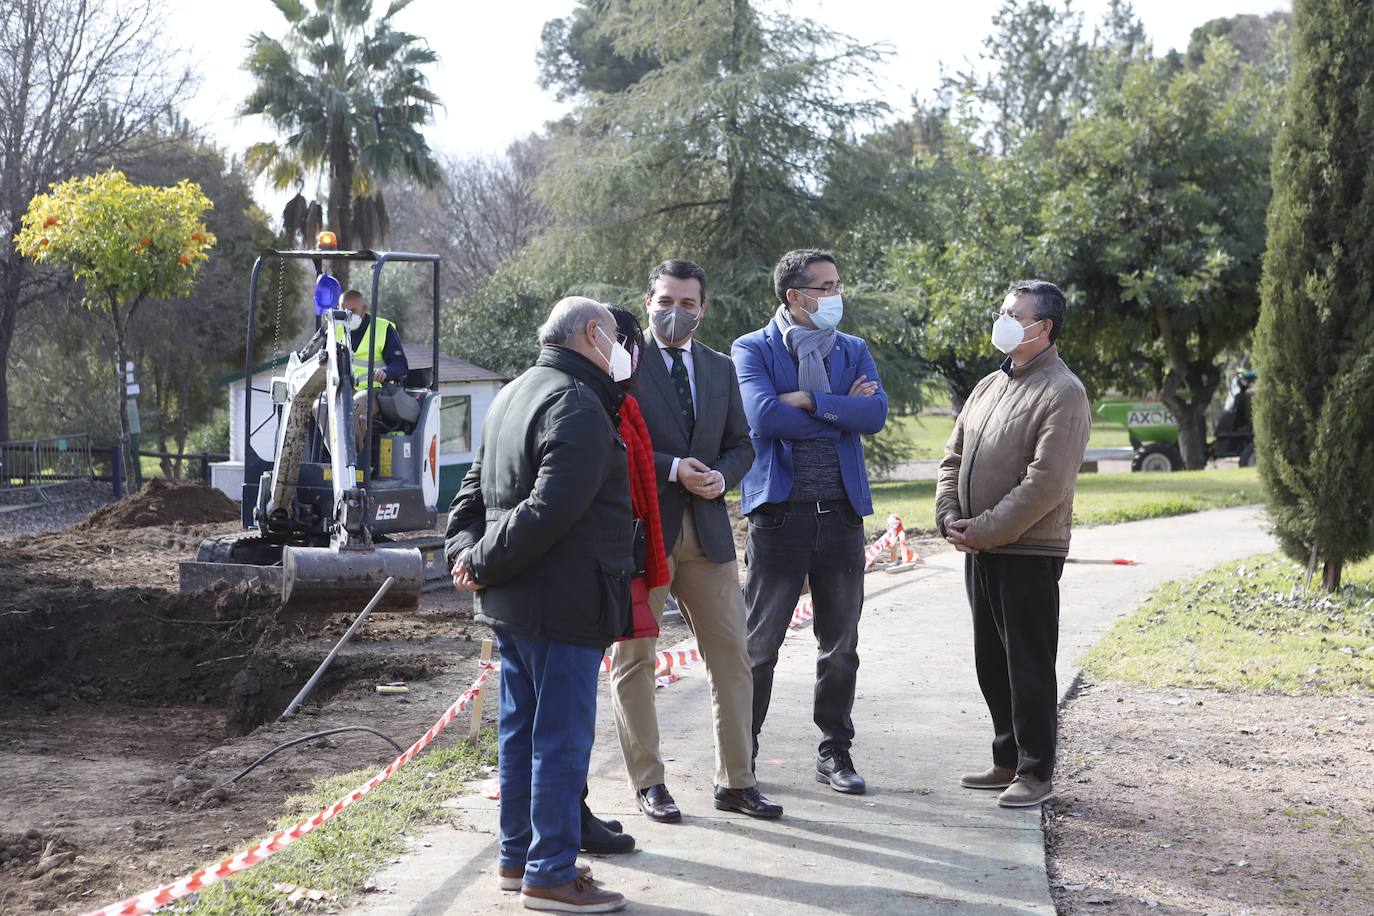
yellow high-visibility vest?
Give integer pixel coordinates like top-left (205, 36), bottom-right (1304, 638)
top-left (335, 315), bottom-right (396, 390)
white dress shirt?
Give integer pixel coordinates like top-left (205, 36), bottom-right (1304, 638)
top-left (654, 333), bottom-right (719, 489)
top-left (656, 333), bottom-right (699, 411)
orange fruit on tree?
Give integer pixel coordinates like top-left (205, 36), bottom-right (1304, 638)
top-left (178, 254), bottom-right (190, 265)
top-left (43, 215), bottom-right (58, 227)
top-left (140, 235), bottom-right (151, 247)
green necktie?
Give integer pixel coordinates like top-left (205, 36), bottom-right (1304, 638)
top-left (666, 348), bottom-right (695, 434)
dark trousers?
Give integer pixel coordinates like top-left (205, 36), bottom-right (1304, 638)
top-left (965, 551), bottom-right (1064, 782)
top-left (745, 506), bottom-right (865, 757)
top-left (494, 630), bottom-right (602, 888)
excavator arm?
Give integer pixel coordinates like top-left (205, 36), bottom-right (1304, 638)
top-left (264, 309), bottom-right (367, 548)
top-left (261, 309), bottom-right (423, 609)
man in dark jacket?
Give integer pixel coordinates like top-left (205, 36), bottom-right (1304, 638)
top-left (446, 296), bottom-right (632, 913)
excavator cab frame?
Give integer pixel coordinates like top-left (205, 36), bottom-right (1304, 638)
top-left (186, 247), bottom-right (445, 610)
top-left (242, 248), bottom-right (441, 525)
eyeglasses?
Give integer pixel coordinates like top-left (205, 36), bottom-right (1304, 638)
top-left (793, 282), bottom-right (844, 296)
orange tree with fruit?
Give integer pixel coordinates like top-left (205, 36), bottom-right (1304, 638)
top-left (14, 170), bottom-right (216, 478)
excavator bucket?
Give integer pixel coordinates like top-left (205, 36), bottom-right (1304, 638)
top-left (281, 545), bottom-right (425, 611)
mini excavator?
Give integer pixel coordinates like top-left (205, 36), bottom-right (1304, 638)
top-left (184, 236), bottom-right (445, 610)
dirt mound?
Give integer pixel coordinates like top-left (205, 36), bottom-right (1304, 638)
top-left (0, 579), bottom-right (283, 708)
top-left (76, 478), bottom-right (239, 531)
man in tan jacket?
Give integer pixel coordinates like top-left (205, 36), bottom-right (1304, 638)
top-left (936, 280), bottom-right (1091, 809)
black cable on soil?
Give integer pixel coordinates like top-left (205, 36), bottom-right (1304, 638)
top-left (226, 726), bottom-right (405, 785)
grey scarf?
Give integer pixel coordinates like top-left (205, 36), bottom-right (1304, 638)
top-left (773, 305), bottom-right (834, 394)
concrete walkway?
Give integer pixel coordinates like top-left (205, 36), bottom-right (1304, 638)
top-left (347, 506), bottom-right (1274, 916)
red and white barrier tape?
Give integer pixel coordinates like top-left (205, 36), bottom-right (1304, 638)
top-left (864, 514), bottom-right (919, 571)
top-left (85, 662), bottom-right (496, 916)
top-left (598, 590), bottom-right (818, 684)
top-left (600, 641), bottom-right (702, 676)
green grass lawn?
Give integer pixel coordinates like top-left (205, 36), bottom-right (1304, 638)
top-left (178, 733), bottom-right (497, 915)
top-left (887, 412), bottom-right (1131, 461)
top-left (1082, 553), bottom-right (1374, 695)
top-left (870, 466), bottom-right (1262, 533)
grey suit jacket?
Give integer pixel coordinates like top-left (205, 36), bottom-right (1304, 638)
top-left (637, 336), bottom-right (755, 563)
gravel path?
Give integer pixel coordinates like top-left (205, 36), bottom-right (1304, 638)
top-left (0, 480), bottom-right (113, 540)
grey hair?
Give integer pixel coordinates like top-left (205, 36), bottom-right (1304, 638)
top-left (538, 296), bottom-right (614, 346)
top-left (1006, 279), bottom-right (1066, 343)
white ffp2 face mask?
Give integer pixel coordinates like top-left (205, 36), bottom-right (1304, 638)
top-left (345, 312), bottom-right (363, 333)
top-left (991, 313), bottom-right (1043, 354)
top-left (596, 326), bottom-right (633, 382)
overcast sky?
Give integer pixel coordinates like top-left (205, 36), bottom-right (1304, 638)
top-left (163, 0), bottom-right (1290, 210)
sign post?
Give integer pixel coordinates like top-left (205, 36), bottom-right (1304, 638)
top-left (126, 361), bottom-right (141, 487)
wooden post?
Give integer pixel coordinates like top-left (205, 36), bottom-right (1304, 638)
top-left (467, 638), bottom-right (493, 745)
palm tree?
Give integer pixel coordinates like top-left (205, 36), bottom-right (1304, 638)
top-left (241, 0), bottom-right (440, 278)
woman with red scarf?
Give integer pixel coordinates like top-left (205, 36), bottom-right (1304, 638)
top-left (578, 306), bottom-right (671, 855)
top-left (611, 307), bottom-right (671, 638)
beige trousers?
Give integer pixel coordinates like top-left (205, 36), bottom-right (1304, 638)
top-left (610, 511), bottom-right (756, 791)
top-left (312, 389), bottom-right (377, 455)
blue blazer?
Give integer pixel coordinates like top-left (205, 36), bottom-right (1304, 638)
top-left (731, 322), bottom-right (888, 516)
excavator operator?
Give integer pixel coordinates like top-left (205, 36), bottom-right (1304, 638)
top-left (337, 288), bottom-right (409, 452)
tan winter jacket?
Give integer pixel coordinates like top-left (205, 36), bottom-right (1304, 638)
top-left (936, 345), bottom-right (1091, 557)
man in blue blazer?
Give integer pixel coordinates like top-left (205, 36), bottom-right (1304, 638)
top-left (731, 249), bottom-right (888, 794)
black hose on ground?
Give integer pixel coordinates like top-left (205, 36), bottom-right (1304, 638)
top-left (226, 725), bottom-right (405, 785)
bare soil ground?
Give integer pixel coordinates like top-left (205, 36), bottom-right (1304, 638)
top-left (1046, 680), bottom-right (1374, 914)
top-left (75, 479), bottom-right (240, 531)
top-left (0, 488), bottom-right (942, 914)
top-left (0, 484), bottom-right (488, 914)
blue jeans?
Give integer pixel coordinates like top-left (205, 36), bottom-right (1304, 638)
top-left (494, 630), bottom-right (602, 888)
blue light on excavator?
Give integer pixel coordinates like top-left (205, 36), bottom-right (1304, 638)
top-left (314, 273), bottom-right (342, 315)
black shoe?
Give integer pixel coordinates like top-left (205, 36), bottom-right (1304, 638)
top-left (816, 749), bottom-right (867, 795)
top-left (580, 810), bottom-right (636, 854)
top-left (635, 783), bottom-right (682, 823)
top-left (579, 798), bottom-right (623, 834)
top-left (713, 785), bottom-right (783, 819)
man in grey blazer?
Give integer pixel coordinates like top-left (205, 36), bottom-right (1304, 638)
top-left (610, 259), bottom-right (784, 821)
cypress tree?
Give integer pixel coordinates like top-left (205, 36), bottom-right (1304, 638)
top-left (1255, 0), bottom-right (1374, 590)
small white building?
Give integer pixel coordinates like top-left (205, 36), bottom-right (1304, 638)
top-left (213, 344), bottom-right (506, 509)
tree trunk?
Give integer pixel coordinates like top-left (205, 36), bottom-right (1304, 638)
top-left (1171, 400), bottom-right (1210, 470)
top-left (0, 305), bottom-right (13, 444)
top-left (1321, 558), bottom-right (1343, 592)
top-left (721, 0), bottom-right (749, 263)
top-left (109, 299), bottom-right (133, 485)
top-left (174, 368), bottom-right (192, 479)
top-left (0, 256), bottom-right (21, 443)
top-left (1154, 306), bottom-right (1215, 470)
top-left (157, 432), bottom-right (173, 478)
top-left (328, 115), bottom-right (353, 286)
top-left (155, 367), bottom-right (173, 478)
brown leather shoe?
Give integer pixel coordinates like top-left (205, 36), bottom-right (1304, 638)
top-left (998, 776), bottom-right (1053, 808)
top-left (521, 874), bottom-right (625, 912)
top-left (713, 785), bottom-right (783, 819)
top-left (635, 783), bottom-right (681, 823)
top-left (960, 765), bottom-right (1016, 790)
top-left (498, 863), bottom-right (590, 892)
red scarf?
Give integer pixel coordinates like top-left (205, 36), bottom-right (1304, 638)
top-left (619, 393), bottom-right (669, 589)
